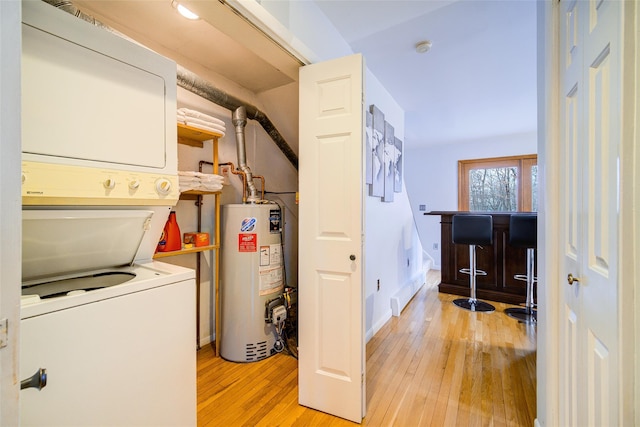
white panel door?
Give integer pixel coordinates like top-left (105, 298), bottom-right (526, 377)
top-left (558, 1), bottom-right (621, 425)
top-left (298, 53), bottom-right (365, 423)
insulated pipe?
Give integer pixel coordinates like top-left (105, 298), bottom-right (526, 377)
top-left (42, 0), bottom-right (299, 171)
top-left (176, 67), bottom-right (298, 170)
top-left (233, 106), bottom-right (259, 203)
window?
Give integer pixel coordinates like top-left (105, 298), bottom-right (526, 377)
top-left (458, 154), bottom-right (538, 212)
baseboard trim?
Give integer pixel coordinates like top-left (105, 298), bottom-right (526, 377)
top-left (390, 271), bottom-right (427, 317)
top-left (366, 308), bottom-right (392, 342)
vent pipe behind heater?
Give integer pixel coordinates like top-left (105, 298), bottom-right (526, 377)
top-left (233, 106), bottom-right (259, 203)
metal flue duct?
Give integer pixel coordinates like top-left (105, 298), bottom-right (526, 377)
top-left (41, 0), bottom-right (299, 171)
top-left (232, 106), bottom-right (259, 203)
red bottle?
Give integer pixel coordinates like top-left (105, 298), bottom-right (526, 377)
top-left (157, 211), bottom-right (181, 252)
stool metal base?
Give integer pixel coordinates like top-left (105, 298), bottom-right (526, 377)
top-left (453, 298), bottom-right (495, 313)
top-left (504, 307), bottom-right (537, 324)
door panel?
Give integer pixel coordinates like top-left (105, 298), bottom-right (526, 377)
top-left (298, 54), bottom-right (365, 423)
top-left (558, 0), bottom-right (621, 425)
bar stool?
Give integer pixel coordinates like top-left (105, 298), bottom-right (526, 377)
top-left (505, 214), bottom-right (537, 323)
top-left (452, 214), bottom-right (495, 312)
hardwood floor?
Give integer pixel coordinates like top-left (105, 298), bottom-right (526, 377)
top-left (197, 271), bottom-right (537, 426)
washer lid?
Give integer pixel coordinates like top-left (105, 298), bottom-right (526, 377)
top-left (22, 209), bottom-right (154, 281)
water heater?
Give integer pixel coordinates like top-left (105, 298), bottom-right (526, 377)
top-left (220, 203), bottom-right (284, 362)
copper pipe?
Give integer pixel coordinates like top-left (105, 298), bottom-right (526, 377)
top-left (252, 175), bottom-right (265, 201)
top-left (219, 161), bottom-right (248, 203)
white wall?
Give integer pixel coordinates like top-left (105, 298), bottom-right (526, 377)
top-left (259, 0), bottom-right (353, 63)
top-left (404, 131), bottom-right (537, 269)
top-left (364, 71), bottom-right (426, 340)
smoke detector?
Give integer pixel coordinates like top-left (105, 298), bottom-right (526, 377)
top-left (415, 40), bottom-right (432, 54)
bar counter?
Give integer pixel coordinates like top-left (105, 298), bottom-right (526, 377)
top-left (425, 211), bottom-right (536, 305)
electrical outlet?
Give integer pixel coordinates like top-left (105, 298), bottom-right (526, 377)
top-left (419, 204), bottom-right (426, 211)
top-left (377, 279), bottom-right (380, 291)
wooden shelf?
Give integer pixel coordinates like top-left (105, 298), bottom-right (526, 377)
top-left (177, 123), bottom-right (223, 148)
top-left (174, 121), bottom-right (222, 354)
top-left (179, 190), bottom-right (222, 200)
top-left (153, 244), bottom-right (220, 259)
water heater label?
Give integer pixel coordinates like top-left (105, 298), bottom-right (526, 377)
top-left (260, 246), bottom-right (270, 266)
top-left (240, 217), bottom-right (257, 232)
top-left (238, 233), bottom-right (257, 252)
top-left (259, 244), bottom-right (282, 267)
top-left (259, 267), bottom-right (283, 296)
top-left (269, 209), bottom-right (281, 233)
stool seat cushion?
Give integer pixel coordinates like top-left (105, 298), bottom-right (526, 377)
top-left (509, 214), bottom-right (537, 248)
top-left (452, 215), bottom-right (493, 245)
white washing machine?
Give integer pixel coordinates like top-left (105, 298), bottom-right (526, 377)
top-left (19, 209), bottom-right (196, 427)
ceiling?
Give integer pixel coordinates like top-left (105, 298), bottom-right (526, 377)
top-left (313, 0), bottom-right (539, 148)
top-left (68, 0), bottom-right (538, 150)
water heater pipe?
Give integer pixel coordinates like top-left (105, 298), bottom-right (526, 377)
top-left (232, 106), bottom-right (260, 203)
top-left (41, 0), bottom-right (299, 171)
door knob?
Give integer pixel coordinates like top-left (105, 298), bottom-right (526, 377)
top-left (349, 254), bottom-right (356, 261)
top-left (21, 368), bottom-right (47, 391)
top-left (567, 273), bottom-right (580, 285)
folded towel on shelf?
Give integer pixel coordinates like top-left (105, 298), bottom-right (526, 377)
top-left (178, 171), bottom-right (224, 193)
top-left (177, 108), bottom-right (225, 127)
top-left (177, 110), bottom-right (186, 124)
top-left (198, 182), bottom-right (223, 192)
top-left (184, 115), bottom-right (225, 129)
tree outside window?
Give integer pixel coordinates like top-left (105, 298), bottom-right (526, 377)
top-left (458, 155), bottom-right (538, 212)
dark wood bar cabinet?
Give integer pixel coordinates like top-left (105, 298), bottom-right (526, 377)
top-left (426, 211), bottom-right (537, 305)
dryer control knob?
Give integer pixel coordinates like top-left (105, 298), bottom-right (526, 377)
top-left (103, 178), bottom-right (116, 190)
top-left (155, 178), bottom-right (172, 195)
top-left (129, 179), bottom-right (140, 190)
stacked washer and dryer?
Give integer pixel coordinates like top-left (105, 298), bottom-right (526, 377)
top-left (20, 2), bottom-right (195, 426)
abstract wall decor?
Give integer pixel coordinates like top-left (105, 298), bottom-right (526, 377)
top-left (365, 109), bottom-right (373, 185)
top-left (383, 121), bottom-right (395, 202)
top-left (369, 104), bottom-right (385, 197)
top-left (393, 136), bottom-right (403, 193)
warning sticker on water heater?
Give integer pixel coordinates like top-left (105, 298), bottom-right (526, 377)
top-left (259, 267), bottom-right (283, 295)
top-left (259, 244), bottom-right (283, 295)
top-left (258, 244), bottom-right (281, 267)
top-left (238, 233), bottom-right (257, 252)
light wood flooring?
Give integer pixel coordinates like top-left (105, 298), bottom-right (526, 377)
top-left (197, 271), bottom-right (537, 426)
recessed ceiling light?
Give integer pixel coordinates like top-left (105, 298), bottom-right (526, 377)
top-left (415, 40), bottom-right (432, 54)
top-left (171, 0), bottom-right (199, 20)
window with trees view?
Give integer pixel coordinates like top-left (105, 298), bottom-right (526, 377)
top-left (458, 154), bottom-right (538, 212)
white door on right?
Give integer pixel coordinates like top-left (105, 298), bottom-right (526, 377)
top-left (298, 53), bottom-right (365, 424)
top-left (558, 0), bottom-right (622, 425)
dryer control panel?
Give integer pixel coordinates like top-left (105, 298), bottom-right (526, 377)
top-left (22, 161), bottom-right (179, 206)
